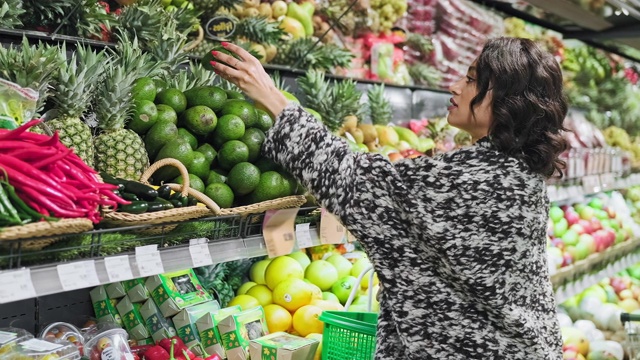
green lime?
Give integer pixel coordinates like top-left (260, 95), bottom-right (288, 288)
top-left (205, 183), bottom-right (234, 208)
top-left (225, 90), bottom-right (245, 100)
top-left (255, 109), bottom-right (274, 132)
top-left (249, 171), bottom-right (286, 203)
top-left (219, 99), bottom-right (257, 128)
top-left (187, 151), bottom-right (211, 180)
top-left (161, 0), bottom-right (172, 6)
top-left (154, 139), bottom-right (195, 181)
top-left (214, 114), bottom-right (245, 142)
top-left (154, 79), bottom-right (169, 94)
top-left (129, 99), bottom-right (158, 134)
top-left (184, 86), bottom-right (228, 112)
top-left (165, 4), bottom-right (177, 12)
top-left (196, 143), bottom-right (217, 164)
top-left (280, 172), bottom-right (297, 196)
top-left (240, 128), bottom-right (265, 162)
top-left (131, 77), bottom-right (157, 102)
top-left (156, 88), bottom-right (187, 113)
top-left (217, 140), bottom-right (249, 170)
top-left (156, 104), bottom-right (178, 125)
top-left (145, 120), bottom-right (179, 159)
top-left (209, 131), bottom-right (226, 150)
top-left (207, 169), bottom-right (227, 185)
top-left (173, 174), bottom-right (206, 193)
top-left (254, 157), bottom-right (280, 173)
top-left (227, 162), bottom-right (261, 196)
top-left (181, 106), bottom-right (217, 136)
top-left (177, 128), bottom-right (198, 150)
top-left (305, 107), bottom-right (322, 121)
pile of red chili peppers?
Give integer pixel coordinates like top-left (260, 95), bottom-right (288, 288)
top-left (132, 337), bottom-right (221, 360)
top-left (0, 119), bottom-right (129, 224)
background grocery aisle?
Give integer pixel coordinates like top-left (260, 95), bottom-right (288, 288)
top-left (4, 0), bottom-right (640, 359)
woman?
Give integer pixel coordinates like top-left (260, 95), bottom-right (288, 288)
top-left (210, 37), bottom-right (567, 359)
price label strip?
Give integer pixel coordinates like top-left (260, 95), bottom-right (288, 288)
top-left (262, 208), bottom-right (300, 258)
top-left (189, 238), bottom-right (213, 267)
top-left (104, 255), bottom-right (134, 282)
top-left (57, 261), bottom-right (100, 291)
top-left (135, 245), bottom-right (164, 277)
top-left (0, 269), bottom-right (37, 304)
top-left (320, 208), bottom-right (347, 245)
top-left (295, 223), bottom-right (313, 249)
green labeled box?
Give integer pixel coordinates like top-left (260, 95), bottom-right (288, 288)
top-left (218, 306), bottom-right (268, 360)
top-left (140, 299), bottom-right (177, 342)
top-left (116, 295), bottom-right (151, 340)
top-left (90, 286), bottom-right (123, 327)
top-left (106, 282), bottom-right (127, 299)
top-left (172, 301), bottom-right (221, 355)
top-left (147, 270), bottom-right (212, 318)
top-left (249, 332), bottom-right (319, 360)
top-left (123, 278), bottom-right (150, 303)
top-left (195, 306), bottom-right (242, 359)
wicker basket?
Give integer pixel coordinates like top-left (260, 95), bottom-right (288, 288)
top-left (0, 218), bottom-right (94, 251)
top-left (101, 158), bottom-right (216, 232)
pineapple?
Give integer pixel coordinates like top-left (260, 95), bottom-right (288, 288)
top-left (114, 0), bottom-right (167, 48)
top-left (191, 0), bottom-right (242, 18)
top-left (234, 16), bottom-right (284, 45)
top-left (0, 0), bottom-right (25, 29)
top-left (45, 45), bottom-right (111, 167)
top-left (273, 38), bottom-right (353, 71)
top-left (408, 64), bottom-right (442, 87)
top-left (62, 0), bottom-right (115, 41)
top-left (20, 0), bottom-right (70, 31)
top-left (166, 62), bottom-right (218, 92)
top-left (367, 84), bottom-right (392, 126)
top-left (92, 40), bottom-right (157, 180)
top-left (0, 37), bottom-right (63, 116)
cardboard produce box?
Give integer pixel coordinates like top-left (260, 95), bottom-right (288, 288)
top-left (147, 269), bottom-right (212, 318)
top-left (196, 306), bottom-right (242, 359)
top-left (218, 306), bottom-right (268, 360)
top-left (116, 295), bottom-right (151, 340)
top-left (123, 278), bottom-right (150, 303)
top-left (90, 286), bottom-right (123, 326)
top-left (249, 332), bottom-right (319, 360)
top-left (140, 299), bottom-right (177, 342)
top-left (106, 282), bottom-right (126, 299)
top-left (172, 301), bottom-right (220, 355)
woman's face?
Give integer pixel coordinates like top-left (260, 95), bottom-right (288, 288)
top-left (447, 63), bottom-right (493, 141)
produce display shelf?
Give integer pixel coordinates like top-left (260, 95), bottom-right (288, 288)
top-left (552, 238), bottom-right (640, 303)
top-left (548, 173), bottom-right (640, 205)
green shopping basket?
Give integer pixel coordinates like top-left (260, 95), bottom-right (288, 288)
top-left (319, 311), bottom-right (378, 360)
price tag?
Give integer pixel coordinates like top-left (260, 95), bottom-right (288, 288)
top-left (262, 208), bottom-right (299, 258)
top-left (320, 209), bottom-right (347, 245)
top-left (295, 223), bottom-right (313, 249)
top-left (189, 238), bottom-right (213, 267)
top-left (57, 261), bottom-right (100, 291)
top-left (0, 269), bottom-right (36, 304)
top-left (20, 339), bottom-right (63, 351)
top-left (135, 245), bottom-right (164, 277)
top-left (104, 255), bottom-right (134, 282)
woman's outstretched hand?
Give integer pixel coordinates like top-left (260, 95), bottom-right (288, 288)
top-left (209, 42), bottom-right (289, 119)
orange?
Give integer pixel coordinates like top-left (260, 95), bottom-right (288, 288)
top-left (264, 304), bottom-right (292, 333)
top-left (227, 295), bottom-right (260, 311)
top-left (293, 305), bottom-right (324, 336)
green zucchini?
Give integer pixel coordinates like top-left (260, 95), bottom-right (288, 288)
top-left (187, 196), bottom-right (198, 206)
top-left (119, 201), bottom-right (149, 214)
top-left (120, 193), bottom-right (139, 201)
top-left (124, 181), bottom-right (158, 201)
top-left (157, 185), bottom-right (172, 200)
top-left (146, 202), bottom-right (170, 212)
top-left (170, 199), bottom-right (183, 208)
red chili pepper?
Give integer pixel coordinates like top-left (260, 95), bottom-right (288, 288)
top-left (143, 346), bottom-right (170, 360)
top-left (0, 158), bottom-right (77, 200)
top-left (16, 187), bottom-right (84, 217)
top-left (31, 147), bottom-right (73, 168)
top-left (0, 119), bottom-right (41, 140)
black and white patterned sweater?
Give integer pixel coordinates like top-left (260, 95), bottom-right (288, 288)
top-left (263, 104), bottom-right (563, 360)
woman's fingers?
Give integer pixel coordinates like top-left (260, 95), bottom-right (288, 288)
top-left (209, 59), bottom-right (244, 81)
top-left (210, 50), bottom-right (244, 70)
top-left (221, 41), bottom-right (259, 64)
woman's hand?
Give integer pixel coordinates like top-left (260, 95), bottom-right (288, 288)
top-left (209, 42), bottom-right (289, 118)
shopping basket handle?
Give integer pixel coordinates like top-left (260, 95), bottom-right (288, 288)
top-left (620, 313), bottom-right (640, 323)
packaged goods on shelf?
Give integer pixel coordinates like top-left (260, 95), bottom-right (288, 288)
top-left (122, 279), bottom-right (150, 303)
top-left (0, 328), bottom-right (33, 359)
top-left (139, 300), bottom-right (178, 343)
top-left (90, 286), bottom-right (123, 327)
top-left (195, 306), bottom-right (243, 359)
top-left (116, 296), bottom-right (151, 341)
top-left (172, 301), bottom-right (222, 355)
top-left (147, 270), bottom-right (213, 318)
top-left (249, 332), bottom-right (319, 360)
top-left (84, 328), bottom-right (133, 360)
top-left (106, 283), bottom-right (127, 300)
top-left (218, 306), bottom-right (268, 360)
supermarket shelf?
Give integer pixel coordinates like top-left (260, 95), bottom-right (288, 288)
top-left (548, 173), bottom-right (640, 205)
top-left (552, 238), bottom-right (640, 303)
top-left (4, 229), bottom-right (322, 304)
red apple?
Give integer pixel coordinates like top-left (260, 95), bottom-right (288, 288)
top-left (565, 211), bottom-right (581, 226)
top-left (577, 219), bottom-right (593, 234)
top-left (605, 229), bottom-right (616, 246)
top-left (610, 278), bottom-right (628, 294)
top-left (570, 224), bottom-right (585, 235)
top-left (590, 218), bottom-right (603, 232)
top-left (562, 252), bottom-right (573, 267)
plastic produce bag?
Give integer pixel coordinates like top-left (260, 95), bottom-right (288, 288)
top-left (0, 78), bottom-right (38, 129)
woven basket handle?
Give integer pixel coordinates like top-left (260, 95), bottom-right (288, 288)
top-left (184, 25), bottom-right (205, 52)
top-left (140, 158), bottom-right (190, 197)
top-left (166, 183), bottom-right (222, 215)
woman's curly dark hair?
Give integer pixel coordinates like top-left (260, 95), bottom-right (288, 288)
top-left (471, 37), bottom-right (568, 178)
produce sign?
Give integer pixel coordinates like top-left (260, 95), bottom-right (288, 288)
top-left (205, 16), bottom-right (236, 41)
top-left (0, 119), bottom-right (129, 224)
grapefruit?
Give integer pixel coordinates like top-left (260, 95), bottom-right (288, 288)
top-left (227, 295), bottom-right (260, 310)
top-left (246, 284), bottom-right (273, 307)
top-left (237, 281), bottom-right (257, 295)
top-left (305, 260), bottom-right (339, 291)
top-left (250, 258), bottom-right (272, 285)
top-left (307, 282), bottom-right (323, 301)
top-left (325, 254), bottom-right (353, 279)
top-left (351, 258), bottom-right (378, 289)
top-left (331, 276), bottom-right (358, 305)
top-left (310, 299), bottom-right (344, 312)
top-left (287, 251), bottom-right (311, 271)
top-left (265, 256), bottom-right (304, 290)
top-left (272, 278), bottom-right (313, 312)
top-left (292, 305), bottom-right (324, 336)
top-left (322, 292), bottom-right (340, 303)
top-left (264, 304), bottom-right (292, 333)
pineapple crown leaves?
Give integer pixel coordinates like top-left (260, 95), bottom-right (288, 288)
top-left (192, 0), bottom-right (243, 17)
top-left (233, 16), bottom-right (285, 45)
top-left (367, 84), bottom-right (392, 126)
top-left (405, 33), bottom-right (434, 56)
top-left (164, 61), bottom-right (218, 92)
top-left (19, 0), bottom-right (71, 28)
top-left (114, 0), bottom-right (169, 47)
top-left (0, 37), bottom-right (64, 115)
top-left (274, 38), bottom-right (354, 72)
top-left (297, 70), bottom-right (363, 132)
top-left (408, 63), bottom-right (442, 87)
top-left (271, 72), bottom-right (289, 92)
top-left (0, 0), bottom-right (26, 29)
top-left (58, 0), bottom-right (116, 39)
